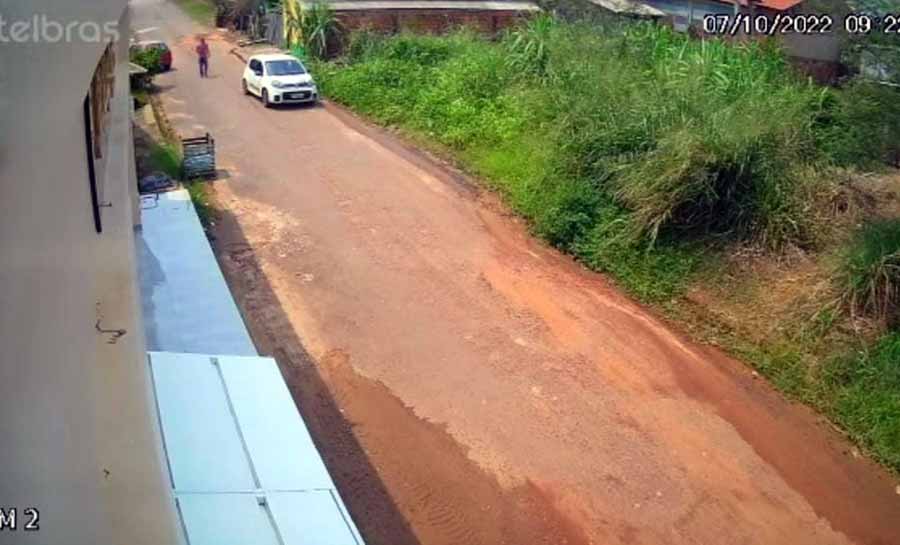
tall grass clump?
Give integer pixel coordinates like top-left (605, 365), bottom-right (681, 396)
top-left (816, 81), bottom-right (900, 168)
top-left (840, 219), bottom-right (900, 327)
top-left (544, 24), bottom-right (826, 248)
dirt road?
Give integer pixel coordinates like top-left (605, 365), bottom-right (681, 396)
top-left (132, 2), bottom-right (900, 543)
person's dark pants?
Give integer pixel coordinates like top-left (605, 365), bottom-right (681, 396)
top-left (199, 57), bottom-right (209, 78)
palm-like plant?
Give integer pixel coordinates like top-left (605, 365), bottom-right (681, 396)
top-left (286, 1), bottom-right (339, 59)
top-left (506, 14), bottom-right (556, 81)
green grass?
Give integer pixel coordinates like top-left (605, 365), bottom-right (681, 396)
top-left (173, 0), bottom-right (216, 25)
top-left (824, 333), bottom-right (900, 470)
top-left (133, 89), bottom-right (151, 109)
top-left (186, 180), bottom-right (214, 227)
top-left (149, 142), bottom-right (214, 226)
top-left (150, 142), bottom-right (182, 179)
top-left (839, 219), bottom-right (900, 326)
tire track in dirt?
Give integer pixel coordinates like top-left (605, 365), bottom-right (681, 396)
top-left (211, 207), bottom-right (590, 545)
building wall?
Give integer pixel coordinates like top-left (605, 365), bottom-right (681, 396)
top-left (781, 31), bottom-right (841, 63)
top-left (0, 2), bottom-right (183, 544)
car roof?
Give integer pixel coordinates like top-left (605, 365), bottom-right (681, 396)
top-left (251, 54), bottom-right (302, 63)
top-left (134, 40), bottom-right (168, 47)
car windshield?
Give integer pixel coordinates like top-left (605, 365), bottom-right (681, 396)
top-left (265, 60), bottom-right (306, 76)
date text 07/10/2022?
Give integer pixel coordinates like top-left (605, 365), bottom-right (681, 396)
top-left (702, 12), bottom-right (900, 36)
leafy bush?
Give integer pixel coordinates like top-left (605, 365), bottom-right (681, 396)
top-left (840, 219), bottom-right (900, 327)
top-left (131, 47), bottom-right (164, 74)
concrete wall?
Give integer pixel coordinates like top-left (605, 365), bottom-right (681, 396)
top-left (0, 2), bottom-right (183, 544)
top-left (781, 31), bottom-right (841, 63)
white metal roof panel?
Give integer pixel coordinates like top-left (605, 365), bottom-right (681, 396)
top-left (151, 352), bottom-right (257, 492)
top-left (268, 491), bottom-right (360, 545)
top-left (177, 492), bottom-right (359, 545)
top-left (148, 352), bottom-right (366, 545)
top-left (138, 190), bottom-right (257, 357)
top-left (218, 355), bottom-right (335, 490)
top-left (178, 493), bottom-right (282, 545)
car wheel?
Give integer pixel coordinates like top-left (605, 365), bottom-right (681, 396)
top-left (262, 89), bottom-right (272, 108)
top-left (242, 79), bottom-right (250, 96)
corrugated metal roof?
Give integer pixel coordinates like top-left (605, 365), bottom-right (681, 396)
top-left (149, 352), bottom-right (363, 545)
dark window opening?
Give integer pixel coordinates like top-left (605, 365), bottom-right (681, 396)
top-left (83, 94), bottom-right (102, 234)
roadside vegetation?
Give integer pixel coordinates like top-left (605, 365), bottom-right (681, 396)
top-left (147, 140), bottom-right (216, 227)
top-left (129, 36), bottom-right (217, 229)
top-left (315, 18), bottom-right (900, 470)
top-left (285, 0), bottom-right (341, 59)
top-left (840, 219), bottom-right (900, 327)
top-left (131, 46), bottom-right (166, 75)
top-left (150, 142), bottom-right (183, 179)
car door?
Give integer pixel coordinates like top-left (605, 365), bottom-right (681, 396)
top-left (247, 60), bottom-right (264, 94)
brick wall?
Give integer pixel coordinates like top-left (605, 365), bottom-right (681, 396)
top-left (336, 9), bottom-right (528, 36)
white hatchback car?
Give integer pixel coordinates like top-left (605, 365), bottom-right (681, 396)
top-left (242, 53), bottom-right (319, 107)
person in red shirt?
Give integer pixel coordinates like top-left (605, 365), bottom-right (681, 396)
top-left (196, 37), bottom-right (211, 78)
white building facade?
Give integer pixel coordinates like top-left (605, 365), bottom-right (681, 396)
top-left (0, 1), bottom-right (184, 543)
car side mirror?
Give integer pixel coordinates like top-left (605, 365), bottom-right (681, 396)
top-left (254, 70), bottom-right (263, 77)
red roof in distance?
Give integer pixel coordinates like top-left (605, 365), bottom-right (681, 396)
top-left (723, 0), bottom-right (805, 11)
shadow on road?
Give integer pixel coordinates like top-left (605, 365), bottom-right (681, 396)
top-left (208, 207), bottom-right (423, 545)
